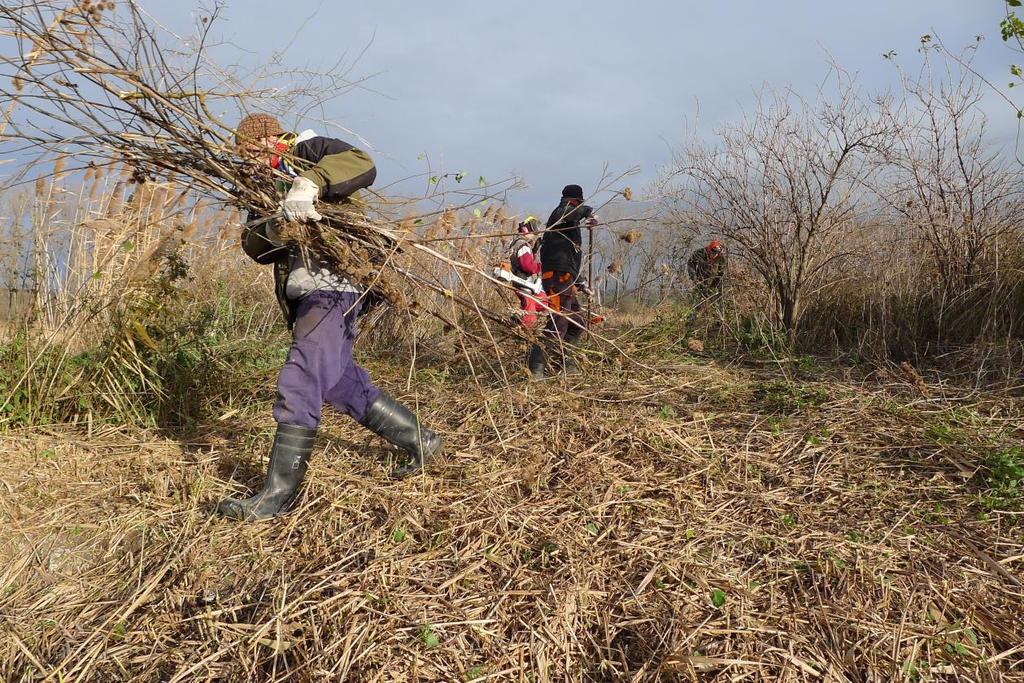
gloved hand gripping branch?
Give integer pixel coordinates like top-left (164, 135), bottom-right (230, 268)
top-left (282, 176), bottom-right (323, 222)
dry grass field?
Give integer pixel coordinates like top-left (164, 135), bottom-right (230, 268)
top-left (2, 330), bottom-right (1021, 681)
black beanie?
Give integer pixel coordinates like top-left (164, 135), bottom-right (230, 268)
top-left (561, 184), bottom-right (584, 200)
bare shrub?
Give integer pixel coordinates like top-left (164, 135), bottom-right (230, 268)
top-left (662, 71), bottom-right (891, 345)
top-left (660, 51), bottom-right (1024, 371)
top-left (874, 45), bottom-right (1024, 341)
top-left (798, 48), bottom-right (1024, 369)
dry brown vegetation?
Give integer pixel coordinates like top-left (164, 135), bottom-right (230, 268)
top-left (0, 166), bottom-right (1020, 679)
top-left (1, 2), bottom-right (1023, 682)
top-left (660, 48), bottom-right (1024, 371)
top-left (2, 337), bottom-right (1023, 681)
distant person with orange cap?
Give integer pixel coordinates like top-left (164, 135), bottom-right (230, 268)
top-left (687, 239), bottom-right (726, 303)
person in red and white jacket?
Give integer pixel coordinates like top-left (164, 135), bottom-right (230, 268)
top-left (508, 216), bottom-right (547, 328)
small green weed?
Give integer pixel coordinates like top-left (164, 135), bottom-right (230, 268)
top-left (414, 367), bottom-right (451, 385)
top-left (736, 314), bottom-right (787, 357)
top-left (878, 398), bottom-right (912, 418)
top-left (418, 624), bottom-right (440, 649)
top-left (979, 446), bottom-right (1023, 510)
top-left (901, 658), bottom-right (923, 681)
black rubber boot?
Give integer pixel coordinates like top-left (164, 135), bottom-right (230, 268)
top-left (360, 393), bottom-right (442, 478)
top-left (527, 344), bottom-right (546, 380)
top-left (217, 423), bottom-right (316, 521)
top-left (562, 324), bottom-right (586, 374)
top-left (565, 325), bottom-right (584, 347)
top-left (561, 353), bottom-right (580, 375)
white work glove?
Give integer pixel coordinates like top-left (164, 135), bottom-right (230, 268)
top-left (585, 213), bottom-right (599, 228)
top-left (282, 176), bottom-right (323, 222)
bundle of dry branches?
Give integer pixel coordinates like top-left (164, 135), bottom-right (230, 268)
top-left (0, 0), bottom-right (530, 325)
top-left (1, 0), bottom-right (650, 379)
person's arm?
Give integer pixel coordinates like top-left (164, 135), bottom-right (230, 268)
top-left (293, 137), bottom-right (377, 199)
top-left (687, 251), bottom-right (700, 282)
top-left (577, 204), bottom-right (596, 226)
top-left (545, 203), bottom-right (565, 229)
top-left (517, 245), bottom-right (542, 275)
top-left (241, 225), bottom-right (281, 264)
top-left (241, 217), bottom-right (287, 264)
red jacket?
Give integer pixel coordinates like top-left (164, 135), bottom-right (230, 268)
top-left (510, 236), bottom-right (541, 277)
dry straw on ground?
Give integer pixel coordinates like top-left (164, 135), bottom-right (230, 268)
top-left (1, 347), bottom-right (1021, 681)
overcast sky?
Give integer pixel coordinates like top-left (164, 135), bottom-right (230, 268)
top-left (136, 2), bottom-right (1024, 210)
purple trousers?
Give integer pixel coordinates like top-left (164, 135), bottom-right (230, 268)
top-left (272, 290), bottom-right (381, 429)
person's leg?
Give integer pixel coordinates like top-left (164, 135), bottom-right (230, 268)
top-left (216, 423), bottom-right (316, 521)
top-left (322, 294), bottom-right (380, 421)
top-left (319, 294), bottom-right (443, 477)
top-left (559, 287), bottom-right (583, 373)
top-left (536, 271), bottom-right (576, 375)
top-left (273, 292), bottom-right (354, 427)
top-left (543, 272), bottom-right (571, 340)
top-left (526, 343), bottom-right (546, 379)
top-left (519, 293), bottom-right (540, 328)
top-left (220, 291), bottom-right (350, 521)
top-left (324, 360), bottom-right (380, 420)
top-left (359, 391), bottom-right (443, 477)
top-left (544, 272), bottom-right (582, 374)
top-left (563, 286), bottom-right (585, 344)
top-left (531, 273), bottom-right (565, 378)
top-left (521, 292), bottom-right (544, 377)
top-left (689, 279), bottom-right (707, 314)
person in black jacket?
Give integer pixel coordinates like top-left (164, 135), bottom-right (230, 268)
top-left (528, 184), bottom-right (597, 378)
top-left (219, 113), bottom-right (442, 522)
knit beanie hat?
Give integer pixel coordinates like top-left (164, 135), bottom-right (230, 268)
top-left (235, 113), bottom-right (284, 145)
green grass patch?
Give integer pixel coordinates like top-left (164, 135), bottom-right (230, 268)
top-left (753, 380), bottom-right (829, 414)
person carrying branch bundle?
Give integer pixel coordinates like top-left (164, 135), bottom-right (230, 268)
top-left (218, 113), bottom-right (443, 522)
top-left (687, 239), bottom-right (726, 307)
top-left (527, 184), bottom-right (597, 378)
